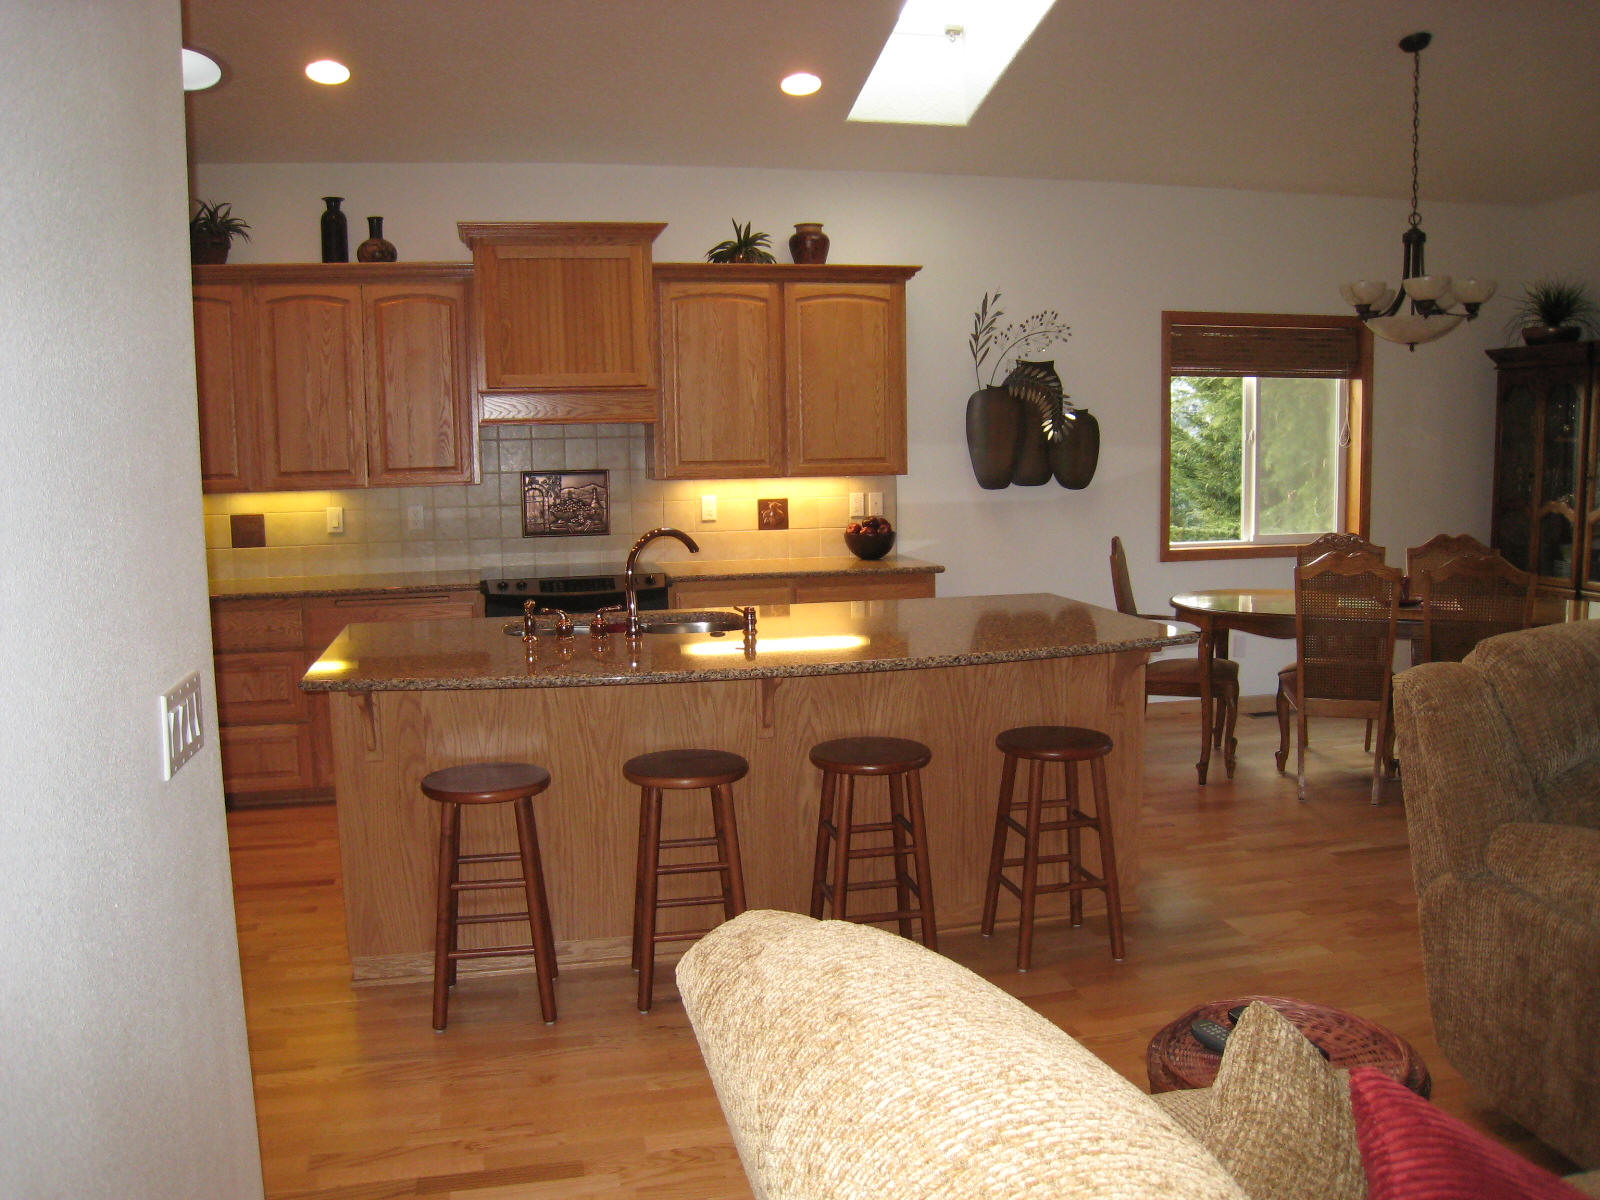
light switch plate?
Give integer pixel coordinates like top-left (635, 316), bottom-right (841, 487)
top-left (325, 506), bottom-right (345, 534)
top-left (849, 492), bottom-right (865, 518)
top-left (701, 495), bottom-right (718, 521)
top-left (867, 492), bottom-right (884, 516)
top-left (160, 671), bottom-right (204, 781)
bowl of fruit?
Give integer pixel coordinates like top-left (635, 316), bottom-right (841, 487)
top-left (844, 515), bottom-right (896, 560)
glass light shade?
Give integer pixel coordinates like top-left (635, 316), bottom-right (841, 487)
top-left (1453, 278), bottom-right (1497, 304)
top-left (182, 48), bottom-right (222, 91)
top-left (1348, 280), bottom-right (1389, 307)
top-left (1373, 287), bottom-right (1397, 312)
top-left (1365, 313), bottom-right (1464, 346)
top-left (1403, 275), bottom-right (1451, 302)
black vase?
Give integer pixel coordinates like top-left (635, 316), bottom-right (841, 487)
top-left (1051, 408), bottom-right (1100, 489)
top-left (320, 196), bottom-right (348, 263)
top-left (964, 386), bottom-right (1021, 489)
top-left (356, 216), bottom-right (397, 262)
top-left (1004, 360), bottom-right (1063, 486)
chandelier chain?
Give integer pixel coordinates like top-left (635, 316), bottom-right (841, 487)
top-left (1408, 45), bottom-right (1422, 228)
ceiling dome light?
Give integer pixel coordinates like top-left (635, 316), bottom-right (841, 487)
top-left (781, 72), bottom-right (822, 97)
top-left (305, 59), bottom-right (351, 85)
top-left (182, 47), bottom-right (222, 92)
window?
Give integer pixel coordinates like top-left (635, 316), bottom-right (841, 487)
top-left (1161, 312), bottom-right (1373, 561)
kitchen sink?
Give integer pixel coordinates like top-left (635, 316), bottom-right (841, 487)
top-left (503, 609), bottom-right (748, 637)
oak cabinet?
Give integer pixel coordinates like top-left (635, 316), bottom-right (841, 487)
top-left (211, 587), bottom-right (482, 802)
top-left (192, 264), bottom-right (475, 493)
top-left (650, 264), bottom-right (919, 479)
top-left (459, 221), bottom-right (664, 423)
top-left (667, 571), bottom-right (936, 608)
top-left (1488, 340), bottom-right (1600, 598)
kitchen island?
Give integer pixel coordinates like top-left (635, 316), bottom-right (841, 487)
top-left (303, 593), bottom-right (1190, 981)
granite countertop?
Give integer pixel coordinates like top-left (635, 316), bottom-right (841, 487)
top-left (210, 556), bottom-right (942, 600)
top-left (301, 592), bottom-right (1193, 692)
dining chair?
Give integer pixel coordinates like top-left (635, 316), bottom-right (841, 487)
top-left (1417, 552), bottom-right (1534, 664)
top-left (1405, 533), bottom-right (1493, 582)
top-left (1108, 537), bottom-right (1240, 776)
top-left (1298, 531), bottom-right (1387, 564)
top-left (1274, 548), bottom-right (1402, 804)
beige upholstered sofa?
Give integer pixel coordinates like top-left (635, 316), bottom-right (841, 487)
top-left (1392, 618), bottom-right (1600, 1168)
top-left (678, 908), bottom-right (1600, 1199)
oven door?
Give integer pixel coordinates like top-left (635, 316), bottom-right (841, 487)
top-left (480, 575), bottom-right (670, 618)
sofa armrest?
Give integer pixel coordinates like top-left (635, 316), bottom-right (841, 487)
top-left (678, 910), bottom-right (1246, 1200)
top-left (1485, 822), bottom-right (1600, 929)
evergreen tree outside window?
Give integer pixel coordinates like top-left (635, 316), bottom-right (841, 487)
top-left (1162, 312), bottom-right (1373, 561)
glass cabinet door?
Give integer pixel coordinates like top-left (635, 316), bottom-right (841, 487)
top-left (1535, 380), bottom-right (1582, 584)
top-left (1492, 382), bottom-right (1537, 571)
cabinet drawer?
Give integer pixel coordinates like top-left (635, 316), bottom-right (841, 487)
top-left (219, 723), bottom-right (316, 793)
top-left (794, 574), bottom-right (935, 603)
top-left (215, 650), bottom-right (311, 724)
top-left (670, 580), bottom-right (795, 608)
top-left (211, 598), bottom-right (304, 651)
top-left (303, 591), bottom-right (482, 653)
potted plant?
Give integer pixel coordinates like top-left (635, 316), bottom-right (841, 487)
top-left (1502, 278), bottom-right (1600, 345)
top-left (704, 219), bottom-right (776, 264)
top-left (189, 199), bottom-right (251, 265)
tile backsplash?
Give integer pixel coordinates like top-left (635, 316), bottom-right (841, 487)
top-left (203, 424), bottom-right (898, 579)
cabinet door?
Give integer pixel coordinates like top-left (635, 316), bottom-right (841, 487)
top-left (363, 282), bottom-right (475, 486)
top-left (473, 241), bottom-right (656, 392)
top-left (1491, 379), bottom-right (1538, 571)
top-left (254, 284), bottom-right (367, 489)
top-left (653, 281), bottom-right (785, 478)
top-left (193, 284), bottom-right (255, 492)
top-left (785, 282), bottom-right (907, 475)
top-left (1534, 376), bottom-right (1584, 587)
top-left (792, 574), bottom-right (935, 602)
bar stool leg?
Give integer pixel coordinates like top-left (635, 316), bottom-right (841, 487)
top-left (829, 775), bottom-right (856, 920)
top-left (1017, 758), bottom-right (1046, 972)
top-left (631, 784), bottom-right (652, 973)
top-left (887, 773), bottom-right (914, 939)
top-left (432, 801), bottom-right (462, 1032)
top-left (710, 782), bottom-right (747, 918)
top-left (511, 798), bottom-right (558, 1024)
top-left (809, 770), bottom-right (837, 919)
top-left (636, 787), bottom-right (664, 1013)
top-left (904, 767), bottom-right (938, 951)
top-left (980, 752), bottom-right (1017, 936)
top-left (1090, 755), bottom-right (1126, 961)
top-left (1066, 761), bottom-right (1084, 928)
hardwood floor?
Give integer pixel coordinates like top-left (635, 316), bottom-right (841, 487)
top-left (229, 702), bottom-right (1577, 1199)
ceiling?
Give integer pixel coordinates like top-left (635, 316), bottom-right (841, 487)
top-left (182, 0), bottom-right (1600, 207)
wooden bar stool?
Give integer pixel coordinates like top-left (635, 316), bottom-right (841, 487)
top-left (624, 748), bottom-right (749, 1013)
top-left (980, 725), bottom-right (1125, 971)
top-left (808, 736), bottom-right (937, 949)
top-left (421, 761), bottom-right (558, 1030)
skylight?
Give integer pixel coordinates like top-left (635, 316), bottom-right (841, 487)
top-left (848, 0), bottom-right (1054, 126)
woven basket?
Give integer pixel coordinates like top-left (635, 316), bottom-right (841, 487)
top-left (1146, 995), bottom-right (1431, 1097)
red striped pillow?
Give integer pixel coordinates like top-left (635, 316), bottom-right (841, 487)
top-left (1349, 1068), bottom-right (1586, 1199)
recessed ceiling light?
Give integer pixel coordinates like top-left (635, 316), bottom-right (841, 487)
top-left (781, 72), bottom-right (822, 97)
top-left (305, 59), bottom-right (351, 85)
top-left (849, 0), bottom-right (1054, 126)
top-left (182, 47), bottom-right (222, 92)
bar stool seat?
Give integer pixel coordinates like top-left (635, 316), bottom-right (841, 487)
top-left (980, 725), bottom-right (1125, 971)
top-left (624, 748), bottom-right (748, 1013)
top-left (421, 761), bottom-right (558, 1030)
top-left (808, 735), bottom-right (937, 948)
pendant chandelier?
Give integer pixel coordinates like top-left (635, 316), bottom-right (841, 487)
top-left (1340, 32), bottom-right (1494, 349)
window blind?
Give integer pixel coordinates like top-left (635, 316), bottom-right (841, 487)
top-left (1166, 316), bottom-right (1366, 379)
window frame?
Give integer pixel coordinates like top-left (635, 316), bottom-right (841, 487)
top-left (1160, 311), bottom-right (1373, 563)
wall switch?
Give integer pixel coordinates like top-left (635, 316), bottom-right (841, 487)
top-left (160, 671), bottom-right (204, 781)
top-left (405, 504), bottom-right (426, 533)
top-left (325, 506), bottom-right (345, 534)
top-left (849, 492), bottom-right (865, 518)
top-left (867, 491), bottom-right (884, 516)
top-left (701, 494), bottom-right (718, 522)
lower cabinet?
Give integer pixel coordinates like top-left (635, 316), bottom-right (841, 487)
top-left (668, 572), bottom-right (936, 608)
top-left (212, 588), bottom-right (481, 803)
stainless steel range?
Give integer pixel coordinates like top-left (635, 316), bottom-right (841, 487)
top-left (479, 571), bottom-right (670, 619)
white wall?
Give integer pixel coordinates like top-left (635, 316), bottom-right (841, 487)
top-left (1, 3), bottom-right (262, 1196)
top-left (194, 161), bottom-right (1527, 695)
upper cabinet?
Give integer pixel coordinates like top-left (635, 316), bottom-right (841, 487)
top-left (650, 264), bottom-right (919, 479)
top-left (1488, 340), bottom-right (1600, 598)
top-left (192, 264), bottom-right (476, 493)
top-left (458, 221), bottom-right (665, 423)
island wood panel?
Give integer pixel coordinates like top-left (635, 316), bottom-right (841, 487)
top-left (327, 648), bottom-right (1146, 981)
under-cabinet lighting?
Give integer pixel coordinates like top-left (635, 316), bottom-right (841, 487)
top-left (684, 635), bottom-right (869, 658)
top-left (305, 59), bottom-right (351, 85)
top-left (304, 658), bottom-right (351, 675)
top-left (848, 0), bottom-right (1055, 126)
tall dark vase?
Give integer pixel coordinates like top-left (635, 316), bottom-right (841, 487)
top-left (1012, 417), bottom-right (1053, 485)
top-left (1051, 408), bottom-right (1100, 489)
top-left (789, 222), bottom-right (829, 264)
top-left (320, 196), bottom-right (348, 263)
top-left (356, 216), bottom-right (397, 262)
top-left (1004, 359), bottom-right (1063, 486)
top-left (965, 386), bottom-right (1021, 489)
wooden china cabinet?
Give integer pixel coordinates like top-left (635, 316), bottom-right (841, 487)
top-left (1488, 340), bottom-right (1600, 599)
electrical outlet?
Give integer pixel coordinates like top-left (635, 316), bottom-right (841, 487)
top-left (701, 494), bottom-right (718, 521)
top-left (867, 491), bottom-right (884, 516)
top-left (849, 492), bottom-right (865, 518)
top-left (161, 671), bottom-right (204, 781)
top-left (405, 504), bottom-right (427, 533)
top-left (325, 506), bottom-right (345, 534)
